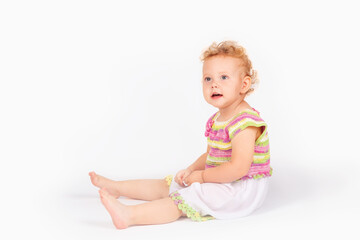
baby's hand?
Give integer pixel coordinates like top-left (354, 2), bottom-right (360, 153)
top-left (175, 168), bottom-right (193, 187)
top-left (184, 170), bottom-right (204, 186)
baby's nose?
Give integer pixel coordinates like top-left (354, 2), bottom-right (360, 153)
top-left (211, 81), bottom-right (219, 88)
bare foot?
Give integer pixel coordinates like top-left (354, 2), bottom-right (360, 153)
top-left (99, 188), bottom-right (131, 229)
top-left (89, 171), bottom-right (121, 198)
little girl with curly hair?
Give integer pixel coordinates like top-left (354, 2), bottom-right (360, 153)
top-left (89, 40), bottom-right (273, 229)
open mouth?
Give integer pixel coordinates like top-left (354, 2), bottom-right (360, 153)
top-left (211, 93), bottom-right (223, 98)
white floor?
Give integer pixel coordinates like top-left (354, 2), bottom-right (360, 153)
top-left (5, 158), bottom-right (357, 240)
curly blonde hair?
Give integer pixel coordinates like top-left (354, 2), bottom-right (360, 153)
top-left (200, 41), bottom-right (259, 96)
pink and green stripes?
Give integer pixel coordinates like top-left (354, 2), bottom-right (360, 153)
top-left (204, 108), bottom-right (273, 180)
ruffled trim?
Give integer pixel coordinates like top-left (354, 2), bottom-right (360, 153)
top-left (206, 164), bottom-right (273, 181)
top-left (204, 119), bottom-right (215, 137)
top-left (169, 191), bottom-right (215, 222)
top-left (164, 175), bottom-right (173, 187)
top-left (238, 168), bottom-right (273, 180)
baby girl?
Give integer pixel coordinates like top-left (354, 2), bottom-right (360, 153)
top-left (89, 40), bottom-right (272, 229)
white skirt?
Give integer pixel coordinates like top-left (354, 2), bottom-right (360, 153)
top-left (166, 175), bottom-right (270, 221)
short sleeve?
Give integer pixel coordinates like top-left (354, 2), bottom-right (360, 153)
top-left (227, 112), bottom-right (267, 140)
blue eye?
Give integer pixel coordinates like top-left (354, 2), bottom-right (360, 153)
top-left (204, 77), bottom-right (211, 82)
top-left (221, 75), bottom-right (228, 80)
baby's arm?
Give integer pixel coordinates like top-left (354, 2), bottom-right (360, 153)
top-left (175, 146), bottom-right (209, 186)
top-left (187, 145), bottom-right (210, 171)
top-left (202, 126), bottom-right (258, 183)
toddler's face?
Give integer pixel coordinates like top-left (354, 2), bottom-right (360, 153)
top-left (202, 55), bottom-right (247, 109)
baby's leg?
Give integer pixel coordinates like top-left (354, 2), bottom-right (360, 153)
top-left (89, 172), bottom-right (169, 201)
top-left (99, 188), bottom-right (183, 229)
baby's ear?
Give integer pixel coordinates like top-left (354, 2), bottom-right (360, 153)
top-left (240, 76), bottom-right (252, 94)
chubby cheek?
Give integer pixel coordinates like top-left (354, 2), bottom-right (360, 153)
top-left (202, 86), bottom-right (211, 101)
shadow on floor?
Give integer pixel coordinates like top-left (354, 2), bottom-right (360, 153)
top-left (256, 159), bottom-right (346, 214)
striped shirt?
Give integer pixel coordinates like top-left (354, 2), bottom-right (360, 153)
top-left (204, 108), bottom-right (272, 180)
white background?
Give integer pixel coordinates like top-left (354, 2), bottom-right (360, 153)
top-left (1, 0), bottom-right (359, 239)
